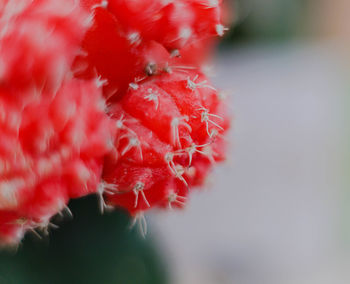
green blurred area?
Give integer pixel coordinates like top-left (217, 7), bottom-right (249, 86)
top-left (224, 0), bottom-right (310, 44)
top-left (0, 196), bottom-right (169, 284)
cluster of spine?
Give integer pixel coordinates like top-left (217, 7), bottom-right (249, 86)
top-left (0, 0), bottom-right (229, 243)
top-left (0, 0), bottom-right (114, 244)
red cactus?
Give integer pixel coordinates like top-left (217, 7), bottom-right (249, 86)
top-left (101, 71), bottom-right (229, 233)
top-left (0, 0), bottom-right (229, 243)
top-left (0, 80), bottom-right (114, 244)
top-left (82, 0), bottom-right (223, 50)
top-left (75, 0), bottom-right (224, 99)
top-left (0, 0), bottom-right (91, 96)
top-left (0, 0), bottom-right (113, 244)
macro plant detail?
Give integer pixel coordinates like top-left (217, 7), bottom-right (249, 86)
top-left (0, 0), bottom-right (230, 244)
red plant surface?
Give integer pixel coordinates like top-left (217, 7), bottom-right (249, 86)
top-left (0, 0), bottom-right (230, 243)
top-left (103, 71), bottom-right (229, 219)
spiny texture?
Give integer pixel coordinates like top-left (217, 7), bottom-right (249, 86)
top-left (0, 0), bottom-right (230, 243)
top-left (102, 70), bottom-right (229, 228)
top-left (75, 0), bottom-right (224, 98)
top-left (0, 0), bottom-right (113, 244)
top-left (82, 0), bottom-right (223, 50)
top-left (0, 0), bottom-right (91, 96)
top-left (77, 1), bottom-right (230, 227)
top-left (0, 80), bottom-right (114, 244)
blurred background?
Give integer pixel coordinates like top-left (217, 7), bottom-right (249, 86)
top-left (151, 0), bottom-right (350, 283)
top-left (1, 0), bottom-right (350, 283)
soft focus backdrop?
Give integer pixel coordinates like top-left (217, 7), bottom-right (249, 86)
top-left (151, 0), bottom-right (350, 283)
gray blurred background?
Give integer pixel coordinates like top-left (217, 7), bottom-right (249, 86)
top-left (150, 1), bottom-right (350, 283)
